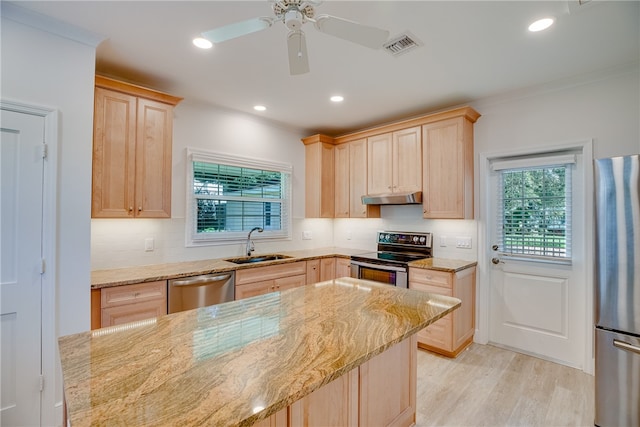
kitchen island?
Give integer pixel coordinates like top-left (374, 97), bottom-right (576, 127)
top-left (59, 278), bottom-right (460, 426)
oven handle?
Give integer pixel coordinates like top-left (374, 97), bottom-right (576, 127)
top-left (350, 260), bottom-right (407, 273)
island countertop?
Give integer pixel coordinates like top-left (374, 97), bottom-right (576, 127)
top-left (59, 278), bottom-right (461, 426)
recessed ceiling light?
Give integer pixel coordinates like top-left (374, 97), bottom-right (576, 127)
top-left (528, 17), bottom-right (554, 32)
top-left (254, 105), bottom-right (266, 111)
top-left (330, 95), bottom-right (344, 103)
top-left (193, 37), bottom-right (213, 49)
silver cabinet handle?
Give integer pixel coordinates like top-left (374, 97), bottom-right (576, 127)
top-left (613, 339), bottom-right (640, 355)
top-left (171, 274), bottom-right (232, 287)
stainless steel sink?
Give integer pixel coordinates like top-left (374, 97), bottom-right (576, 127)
top-left (224, 254), bottom-right (293, 264)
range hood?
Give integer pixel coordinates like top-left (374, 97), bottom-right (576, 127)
top-left (361, 191), bottom-right (422, 205)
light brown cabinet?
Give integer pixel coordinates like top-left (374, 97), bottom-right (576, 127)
top-left (367, 126), bottom-right (422, 195)
top-left (99, 280), bottom-right (167, 328)
top-left (349, 138), bottom-right (380, 218)
top-left (306, 258), bottom-right (337, 284)
top-left (303, 135), bottom-right (335, 218)
top-left (92, 76), bottom-right (182, 219)
top-left (334, 143), bottom-right (350, 218)
top-left (335, 257), bottom-right (352, 278)
top-left (422, 110), bottom-right (479, 219)
top-left (235, 261), bottom-right (307, 300)
top-left (409, 266), bottom-right (476, 357)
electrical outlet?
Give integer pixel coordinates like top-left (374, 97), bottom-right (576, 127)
top-left (346, 231), bottom-right (352, 240)
top-left (144, 238), bottom-right (154, 252)
top-left (456, 236), bottom-right (472, 249)
top-left (302, 230), bottom-right (312, 240)
top-left (440, 236), bottom-right (447, 247)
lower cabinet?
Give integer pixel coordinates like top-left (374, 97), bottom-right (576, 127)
top-left (335, 258), bottom-right (352, 279)
top-left (259, 336), bottom-right (416, 427)
top-left (236, 261), bottom-right (307, 300)
top-left (409, 266), bottom-right (476, 357)
top-left (99, 280), bottom-right (167, 328)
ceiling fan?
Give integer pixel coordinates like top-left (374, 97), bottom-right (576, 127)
top-left (201, 0), bottom-right (390, 75)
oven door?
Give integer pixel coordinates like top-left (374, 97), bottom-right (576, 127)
top-left (350, 260), bottom-right (408, 288)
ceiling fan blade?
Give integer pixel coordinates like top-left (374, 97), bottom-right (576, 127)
top-left (314, 14), bottom-right (389, 49)
top-left (287, 30), bottom-right (310, 75)
top-left (202, 17), bottom-right (273, 44)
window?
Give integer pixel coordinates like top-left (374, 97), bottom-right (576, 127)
top-left (186, 149), bottom-right (292, 246)
top-left (493, 154), bottom-right (575, 262)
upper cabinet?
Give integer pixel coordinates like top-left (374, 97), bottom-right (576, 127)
top-left (92, 76), bottom-right (182, 219)
top-left (303, 134), bottom-right (335, 218)
top-left (302, 106), bottom-right (479, 219)
top-left (367, 126), bottom-right (422, 195)
top-left (422, 110), bottom-right (478, 219)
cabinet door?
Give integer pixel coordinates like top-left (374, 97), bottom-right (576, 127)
top-left (422, 117), bottom-right (474, 219)
top-left (135, 98), bottom-right (173, 218)
top-left (305, 141), bottom-right (335, 218)
top-left (235, 280), bottom-right (276, 300)
top-left (306, 259), bottom-right (320, 285)
top-left (275, 274), bottom-right (306, 292)
top-left (253, 408), bottom-right (288, 427)
top-left (349, 138), bottom-right (379, 218)
top-left (367, 133), bottom-right (393, 195)
top-left (392, 126), bottom-right (422, 193)
top-left (334, 143), bottom-right (350, 218)
top-left (335, 258), bottom-right (352, 279)
top-left (101, 299), bottom-right (167, 328)
top-left (289, 368), bottom-right (358, 426)
top-left (92, 87), bottom-right (137, 218)
top-left (359, 337), bottom-right (416, 427)
top-left (320, 258), bottom-right (336, 281)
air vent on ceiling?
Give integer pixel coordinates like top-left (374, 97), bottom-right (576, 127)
top-left (383, 32), bottom-right (421, 57)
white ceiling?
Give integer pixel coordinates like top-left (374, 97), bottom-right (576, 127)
top-left (10, 1), bottom-right (640, 135)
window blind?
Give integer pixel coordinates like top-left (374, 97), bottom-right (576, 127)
top-left (494, 157), bottom-right (573, 263)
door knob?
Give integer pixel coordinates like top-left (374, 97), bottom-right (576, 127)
top-left (491, 257), bottom-right (503, 265)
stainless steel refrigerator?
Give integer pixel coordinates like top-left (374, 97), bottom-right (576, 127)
top-left (594, 154), bottom-right (640, 427)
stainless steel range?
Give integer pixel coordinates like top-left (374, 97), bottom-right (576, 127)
top-left (350, 231), bottom-right (433, 288)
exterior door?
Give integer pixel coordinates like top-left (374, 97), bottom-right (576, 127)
top-left (487, 150), bottom-right (587, 368)
top-left (1, 109), bottom-right (45, 426)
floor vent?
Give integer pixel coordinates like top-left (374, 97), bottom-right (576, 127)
top-left (383, 33), bottom-right (421, 56)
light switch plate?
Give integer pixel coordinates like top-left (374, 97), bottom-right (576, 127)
top-left (440, 236), bottom-right (447, 247)
top-left (144, 238), bottom-right (154, 252)
top-left (456, 236), bottom-right (472, 249)
top-left (302, 230), bottom-right (312, 240)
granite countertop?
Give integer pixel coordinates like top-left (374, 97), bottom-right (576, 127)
top-left (91, 247), bottom-right (368, 289)
top-left (408, 257), bottom-right (477, 272)
top-left (59, 278), bottom-right (461, 427)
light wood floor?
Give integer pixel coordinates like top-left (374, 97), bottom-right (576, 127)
top-left (415, 343), bottom-right (594, 427)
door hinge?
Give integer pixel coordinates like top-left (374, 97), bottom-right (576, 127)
top-left (39, 375), bottom-right (45, 392)
top-left (41, 143), bottom-right (48, 159)
top-left (41, 258), bottom-right (46, 274)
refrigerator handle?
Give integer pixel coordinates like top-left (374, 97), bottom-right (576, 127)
top-left (613, 339), bottom-right (640, 356)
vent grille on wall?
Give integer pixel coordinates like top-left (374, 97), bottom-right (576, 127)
top-left (383, 33), bottom-right (421, 56)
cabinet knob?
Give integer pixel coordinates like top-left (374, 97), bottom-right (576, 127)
top-left (138, 207), bottom-right (142, 212)
top-left (129, 207), bottom-right (133, 212)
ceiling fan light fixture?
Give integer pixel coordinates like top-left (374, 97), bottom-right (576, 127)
top-left (253, 105), bottom-right (267, 111)
top-left (528, 17), bottom-right (554, 32)
top-left (330, 95), bottom-right (344, 103)
top-left (192, 37), bottom-right (213, 49)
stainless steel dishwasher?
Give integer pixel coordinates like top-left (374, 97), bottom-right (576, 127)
top-left (168, 272), bottom-right (235, 314)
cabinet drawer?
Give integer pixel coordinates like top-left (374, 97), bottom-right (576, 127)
top-left (101, 280), bottom-right (167, 308)
top-left (409, 268), bottom-right (452, 288)
top-left (409, 281), bottom-right (452, 297)
top-left (236, 261), bottom-right (307, 285)
top-left (275, 274), bottom-right (306, 291)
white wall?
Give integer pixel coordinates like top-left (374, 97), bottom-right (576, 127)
top-left (1, 11), bottom-right (98, 426)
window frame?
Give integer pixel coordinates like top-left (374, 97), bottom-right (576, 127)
top-left (492, 153), bottom-right (576, 265)
top-left (185, 148), bottom-right (292, 247)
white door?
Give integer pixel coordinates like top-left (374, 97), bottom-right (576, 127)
top-left (487, 150), bottom-right (587, 368)
top-left (1, 109), bottom-right (45, 426)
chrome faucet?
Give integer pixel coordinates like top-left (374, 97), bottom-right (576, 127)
top-left (246, 227), bottom-right (264, 256)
